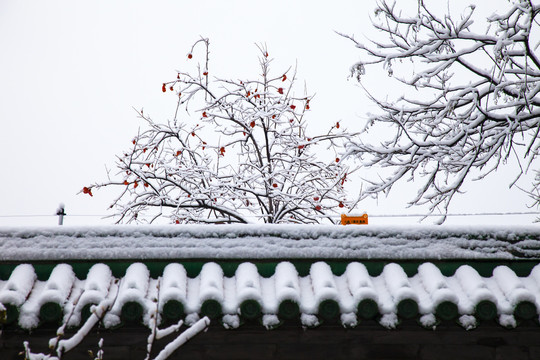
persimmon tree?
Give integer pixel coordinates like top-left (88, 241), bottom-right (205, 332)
top-left (342, 0), bottom-right (540, 220)
top-left (86, 39), bottom-right (356, 224)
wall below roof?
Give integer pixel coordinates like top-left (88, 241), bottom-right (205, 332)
top-left (3, 321), bottom-right (540, 360)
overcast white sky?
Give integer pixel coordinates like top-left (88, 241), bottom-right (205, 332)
top-left (0, 0), bottom-right (538, 226)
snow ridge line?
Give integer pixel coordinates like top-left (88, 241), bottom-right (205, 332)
top-left (1, 225), bottom-right (540, 261)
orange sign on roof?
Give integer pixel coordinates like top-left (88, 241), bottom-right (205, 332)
top-left (341, 213), bottom-right (368, 225)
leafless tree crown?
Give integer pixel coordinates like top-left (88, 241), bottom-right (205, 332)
top-left (342, 0), bottom-right (540, 220)
top-left (86, 39), bottom-right (357, 224)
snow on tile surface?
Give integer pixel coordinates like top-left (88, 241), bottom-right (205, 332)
top-left (0, 264), bottom-right (36, 306)
top-left (18, 264), bottom-right (76, 329)
top-left (2, 261), bottom-right (540, 330)
top-left (73, 263), bottom-right (112, 324)
top-left (199, 262), bottom-right (224, 302)
top-left (0, 224), bottom-right (539, 261)
top-left (158, 263), bottom-right (187, 313)
top-left (274, 261), bottom-right (301, 306)
top-left (104, 262), bottom-right (151, 328)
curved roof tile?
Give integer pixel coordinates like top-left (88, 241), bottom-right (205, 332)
top-left (2, 261), bottom-right (540, 331)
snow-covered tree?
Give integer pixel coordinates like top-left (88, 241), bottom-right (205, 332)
top-left (342, 0), bottom-right (540, 220)
top-left (85, 39), bottom-right (356, 224)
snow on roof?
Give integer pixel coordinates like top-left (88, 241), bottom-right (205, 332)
top-left (2, 261), bottom-right (540, 331)
top-left (0, 224), bottom-right (539, 261)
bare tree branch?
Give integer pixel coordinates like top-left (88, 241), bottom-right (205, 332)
top-left (343, 0), bottom-right (540, 219)
top-left (84, 40), bottom-right (358, 224)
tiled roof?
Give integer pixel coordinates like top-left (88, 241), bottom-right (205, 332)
top-left (2, 261), bottom-right (540, 331)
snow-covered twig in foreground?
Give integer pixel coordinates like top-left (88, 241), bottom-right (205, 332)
top-left (22, 341), bottom-right (58, 360)
top-left (153, 316), bottom-right (210, 360)
top-left (55, 297), bottom-right (115, 357)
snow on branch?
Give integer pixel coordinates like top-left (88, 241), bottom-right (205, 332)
top-left (84, 39), bottom-right (358, 224)
top-left (342, 0), bottom-right (540, 219)
top-left (153, 317), bottom-right (210, 360)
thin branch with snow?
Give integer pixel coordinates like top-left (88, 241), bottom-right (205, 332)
top-left (343, 0), bottom-right (540, 218)
top-left (84, 40), bottom-right (358, 224)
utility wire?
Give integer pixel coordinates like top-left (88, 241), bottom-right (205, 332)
top-left (0, 214), bottom-right (108, 218)
top-left (0, 211), bottom-right (538, 219)
top-left (368, 211), bottom-right (540, 218)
